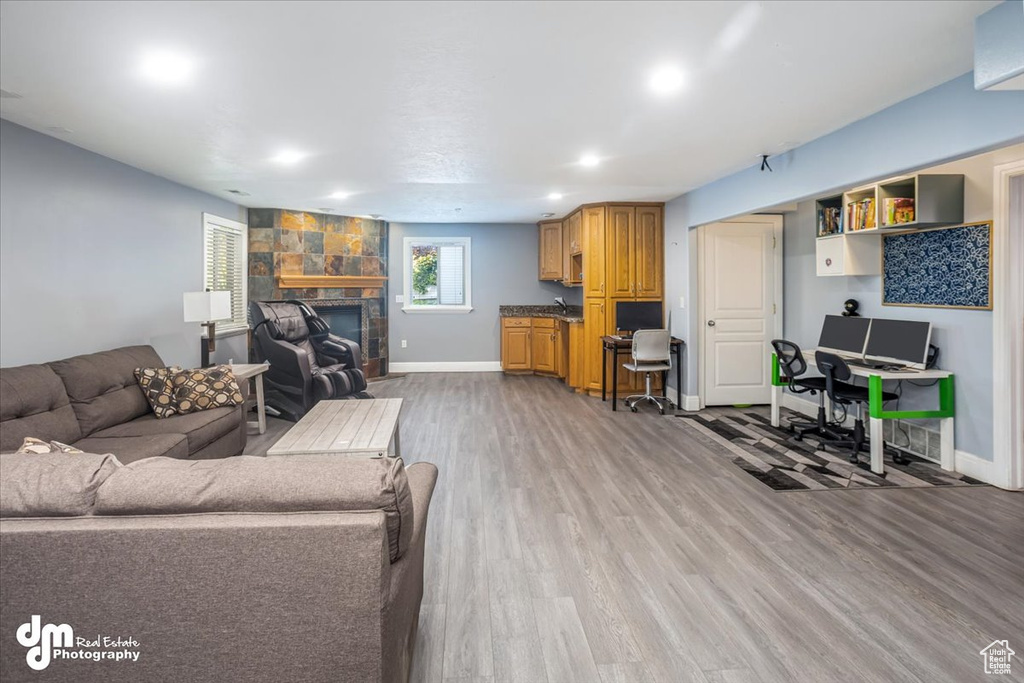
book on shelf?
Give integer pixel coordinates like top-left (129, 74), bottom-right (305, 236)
top-left (845, 198), bottom-right (876, 231)
top-left (883, 197), bottom-right (915, 226)
top-left (817, 207), bottom-right (843, 237)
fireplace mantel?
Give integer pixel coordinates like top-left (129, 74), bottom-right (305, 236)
top-left (276, 275), bottom-right (387, 289)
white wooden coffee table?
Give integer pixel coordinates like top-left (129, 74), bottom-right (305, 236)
top-left (267, 398), bottom-right (403, 458)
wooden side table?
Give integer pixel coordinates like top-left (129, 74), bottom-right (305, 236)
top-left (230, 363), bottom-right (269, 434)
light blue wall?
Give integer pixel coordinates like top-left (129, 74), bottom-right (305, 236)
top-left (388, 222), bottom-right (580, 363)
top-left (664, 73), bottom-right (1024, 458)
top-left (974, 1), bottom-right (1024, 90)
top-left (0, 119), bottom-right (247, 368)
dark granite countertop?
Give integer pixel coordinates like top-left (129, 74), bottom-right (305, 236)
top-left (499, 305), bottom-right (584, 323)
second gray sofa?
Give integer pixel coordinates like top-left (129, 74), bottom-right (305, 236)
top-left (0, 345), bottom-right (246, 462)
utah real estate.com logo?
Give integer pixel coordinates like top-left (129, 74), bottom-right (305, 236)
top-left (16, 616), bottom-right (141, 671)
top-left (980, 640), bottom-right (1015, 675)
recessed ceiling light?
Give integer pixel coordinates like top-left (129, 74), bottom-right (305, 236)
top-left (579, 154), bottom-right (600, 168)
top-left (46, 126), bottom-right (73, 135)
top-left (138, 50), bottom-right (196, 86)
top-left (329, 191), bottom-right (349, 200)
top-left (542, 212), bottom-right (556, 218)
top-left (225, 189), bottom-right (250, 196)
top-left (271, 149), bottom-right (306, 165)
top-left (317, 207), bottom-right (335, 213)
top-left (649, 65), bottom-right (685, 95)
top-left (547, 192), bottom-right (563, 200)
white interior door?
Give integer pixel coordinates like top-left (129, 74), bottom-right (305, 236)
top-left (701, 219), bottom-right (780, 406)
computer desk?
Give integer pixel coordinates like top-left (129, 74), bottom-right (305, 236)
top-left (770, 350), bottom-right (955, 476)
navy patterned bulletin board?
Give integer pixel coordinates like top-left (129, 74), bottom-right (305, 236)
top-left (882, 222), bottom-right (992, 310)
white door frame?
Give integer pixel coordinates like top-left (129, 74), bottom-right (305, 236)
top-left (991, 158), bottom-right (1024, 490)
top-left (697, 215), bottom-right (784, 409)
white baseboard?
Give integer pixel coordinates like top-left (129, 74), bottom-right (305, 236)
top-left (389, 361), bottom-right (502, 373)
top-left (667, 387), bottom-right (701, 411)
top-left (954, 450), bottom-right (998, 485)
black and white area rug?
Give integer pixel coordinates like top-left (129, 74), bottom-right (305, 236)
top-left (673, 407), bottom-right (987, 491)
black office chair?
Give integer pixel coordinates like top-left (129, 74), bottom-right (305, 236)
top-left (771, 339), bottom-right (844, 442)
top-left (815, 350), bottom-right (901, 465)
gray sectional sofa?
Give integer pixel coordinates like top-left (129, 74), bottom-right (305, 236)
top-left (0, 451), bottom-right (439, 683)
top-left (0, 345), bottom-right (246, 462)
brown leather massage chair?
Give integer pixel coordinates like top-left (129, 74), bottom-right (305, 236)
top-left (249, 300), bottom-right (369, 421)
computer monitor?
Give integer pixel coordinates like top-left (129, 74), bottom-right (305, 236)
top-left (817, 314), bottom-right (872, 357)
top-left (865, 318), bottom-right (932, 369)
top-left (615, 301), bottom-right (662, 333)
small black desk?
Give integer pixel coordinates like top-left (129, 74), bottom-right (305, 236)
top-left (601, 336), bottom-right (685, 411)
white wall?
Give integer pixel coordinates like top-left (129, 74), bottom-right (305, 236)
top-left (0, 120), bottom-right (247, 368)
top-left (388, 222), bottom-right (580, 364)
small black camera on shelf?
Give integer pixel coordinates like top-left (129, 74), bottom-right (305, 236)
top-left (841, 299), bottom-right (860, 317)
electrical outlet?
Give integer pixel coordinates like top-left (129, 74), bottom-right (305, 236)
top-left (401, 340), bottom-right (408, 348)
top-left (395, 294), bottom-right (404, 303)
top-left (679, 296), bottom-right (686, 309)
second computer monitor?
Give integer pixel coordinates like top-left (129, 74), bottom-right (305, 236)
top-left (865, 318), bottom-right (932, 369)
top-left (818, 314), bottom-right (872, 357)
top-left (616, 301), bottom-right (663, 333)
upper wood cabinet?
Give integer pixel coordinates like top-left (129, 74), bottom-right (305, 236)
top-left (635, 205), bottom-right (663, 298)
top-left (606, 205), bottom-right (636, 298)
top-left (605, 205), bottom-right (663, 299)
top-left (567, 210), bottom-right (582, 254)
top-left (582, 206), bottom-right (606, 298)
top-left (538, 221), bottom-right (563, 281)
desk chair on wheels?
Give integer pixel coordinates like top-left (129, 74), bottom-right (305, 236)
top-left (770, 339), bottom-right (848, 443)
top-left (815, 350), bottom-right (908, 466)
top-left (623, 329), bottom-right (674, 415)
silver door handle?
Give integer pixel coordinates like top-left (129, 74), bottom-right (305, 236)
top-left (707, 320), bottom-right (715, 327)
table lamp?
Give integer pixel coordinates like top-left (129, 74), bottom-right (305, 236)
top-left (183, 290), bottom-right (232, 367)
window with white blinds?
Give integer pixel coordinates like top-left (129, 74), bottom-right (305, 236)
top-left (403, 237), bottom-right (473, 313)
top-left (202, 213), bottom-right (248, 332)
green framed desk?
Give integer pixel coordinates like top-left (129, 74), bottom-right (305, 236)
top-left (771, 351), bottom-right (955, 476)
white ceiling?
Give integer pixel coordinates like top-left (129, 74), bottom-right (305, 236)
top-left (0, 1), bottom-right (997, 223)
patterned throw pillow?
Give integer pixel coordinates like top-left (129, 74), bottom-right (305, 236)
top-left (16, 437), bottom-right (84, 454)
top-left (135, 366), bottom-right (184, 418)
top-left (169, 365), bottom-right (244, 415)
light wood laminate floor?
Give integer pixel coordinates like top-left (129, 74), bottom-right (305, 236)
top-left (253, 373), bottom-right (1024, 683)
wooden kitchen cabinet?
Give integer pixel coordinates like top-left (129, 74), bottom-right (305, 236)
top-left (531, 318), bottom-right (558, 374)
top-left (532, 201), bottom-right (664, 397)
top-left (583, 298), bottom-right (606, 391)
top-left (606, 205), bottom-right (636, 298)
top-left (501, 318), bottom-right (532, 371)
top-left (582, 206), bottom-right (606, 298)
top-left (538, 220), bottom-right (563, 281)
top-left (635, 205), bottom-right (663, 298)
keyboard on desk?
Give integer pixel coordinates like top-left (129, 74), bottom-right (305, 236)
top-left (847, 358), bottom-right (907, 371)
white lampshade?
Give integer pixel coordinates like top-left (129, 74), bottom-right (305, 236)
top-left (183, 291), bottom-right (232, 322)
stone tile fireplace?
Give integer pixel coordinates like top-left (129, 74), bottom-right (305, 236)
top-left (247, 209), bottom-right (389, 377)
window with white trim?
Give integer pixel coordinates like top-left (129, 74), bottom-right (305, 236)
top-left (202, 213), bottom-right (248, 332)
top-left (403, 237), bottom-right (472, 313)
